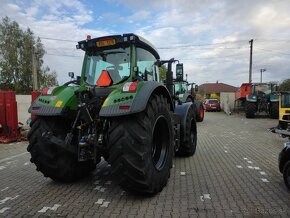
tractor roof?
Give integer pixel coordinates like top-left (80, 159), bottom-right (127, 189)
top-left (76, 33), bottom-right (160, 59)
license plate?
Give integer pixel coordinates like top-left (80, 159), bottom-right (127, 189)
top-left (211, 107), bottom-right (216, 109)
top-left (96, 39), bottom-right (116, 47)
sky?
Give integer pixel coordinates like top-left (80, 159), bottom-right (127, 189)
top-left (0, 0), bottom-right (290, 87)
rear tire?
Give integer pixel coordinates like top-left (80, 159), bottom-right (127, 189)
top-left (176, 104), bottom-right (197, 156)
top-left (27, 117), bottom-right (96, 182)
top-left (108, 94), bottom-right (174, 194)
top-left (283, 161), bottom-right (290, 191)
top-left (196, 105), bottom-right (204, 122)
top-left (245, 102), bottom-right (256, 118)
top-left (269, 102), bottom-right (279, 119)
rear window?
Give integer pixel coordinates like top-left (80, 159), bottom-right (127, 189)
top-left (281, 94), bottom-right (290, 108)
top-left (208, 100), bottom-right (219, 104)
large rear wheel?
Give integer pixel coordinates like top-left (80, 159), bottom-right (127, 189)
top-left (108, 94), bottom-right (174, 194)
top-left (27, 117), bottom-right (96, 182)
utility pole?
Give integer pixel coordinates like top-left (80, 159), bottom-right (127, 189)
top-left (249, 39), bottom-right (253, 83)
top-left (32, 48), bottom-right (38, 91)
top-left (260, 68), bottom-right (266, 83)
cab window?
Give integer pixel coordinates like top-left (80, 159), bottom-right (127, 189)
top-left (136, 48), bottom-right (159, 81)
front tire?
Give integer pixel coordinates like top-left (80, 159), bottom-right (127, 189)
top-left (108, 94), bottom-right (174, 194)
top-left (176, 104), bottom-right (197, 156)
top-left (196, 105), bottom-right (204, 122)
top-left (27, 117), bottom-right (95, 182)
top-left (283, 161), bottom-right (290, 191)
top-left (269, 102), bottom-right (279, 119)
top-left (245, 102), bottom-right (256, 118)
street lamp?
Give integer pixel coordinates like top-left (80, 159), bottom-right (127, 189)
top-left (260, 69), bottom-right (266, 83)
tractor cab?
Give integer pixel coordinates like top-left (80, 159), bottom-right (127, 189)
top-left (173, 63), bottom-right (197, 100)
top-left (251, 83), bottom-right (278, 97)
top-left (77, 34), bottom-right (161, 88)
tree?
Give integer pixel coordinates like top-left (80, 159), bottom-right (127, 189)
top-left (279, 79), bottom-right (290, 91)
top-left (39, 66), bottom-right (58, 89)
top-left (0, 16), bottom-right (58, 94)
top-left (0, 16), bottom-right (22, 90)
top-left (159, 65), bottom-right (167, 82)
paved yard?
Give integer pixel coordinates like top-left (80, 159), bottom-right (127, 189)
top-left (0, 112), bottom-right (289, 217)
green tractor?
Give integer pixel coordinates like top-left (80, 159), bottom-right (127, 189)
top-left (27, 34), bottom-right (197, 194)
top-left (245, 83), bottom-right (279, 119)
top-left (173, 63), bottom-right (204, 122)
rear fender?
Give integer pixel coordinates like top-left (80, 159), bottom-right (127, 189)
top-left (99, 81), bottom-right (174, 117)
top-left (28, 85), bottom-right (82, 116)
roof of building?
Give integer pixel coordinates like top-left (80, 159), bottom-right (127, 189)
top-left (199, 82), bottom-right (238, 93)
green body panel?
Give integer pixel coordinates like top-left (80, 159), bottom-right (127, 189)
top-left (34, 86), bottom-right (81, 110)
top-left (102, 82), bottom-right (145, 108)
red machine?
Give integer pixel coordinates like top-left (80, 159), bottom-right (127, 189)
top-left (235, 83), bottom-right (252, 101)
top-left (234, 83), bottom-right (252, 112)
top-left (0, 91), bottom-right (20, 143)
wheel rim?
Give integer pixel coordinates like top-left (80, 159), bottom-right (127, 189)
top-left (152, 115), bottom-right (169, 171)
top-left (199, 106), bottom-right (204, 119)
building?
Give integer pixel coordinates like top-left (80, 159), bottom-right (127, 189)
top-left (199, 82), bottom-right (238, 100)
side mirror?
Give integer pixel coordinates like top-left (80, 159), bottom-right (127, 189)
top-left (68, 72), bottom-right (74, 79)
top-left (195, 85), bottom-right (198, 92)
top-left (176, 63), bottom-right (183, 82)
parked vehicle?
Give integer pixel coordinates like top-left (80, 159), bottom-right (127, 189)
top-left (279, 141), bottom-right (290, 190)
top-left (270, 91), bottom-right (290, 139)
top-left (235, 83), bottom-right (279, 118)
top-left (244, 83), bottom-right (279, 119)
top-left (204, 99), bottom-right (221, 112)
top-left (27, 33), bottom-right (197, 195)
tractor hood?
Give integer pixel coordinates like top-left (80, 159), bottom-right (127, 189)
top-left (29, 85), bottom-right (81, 116)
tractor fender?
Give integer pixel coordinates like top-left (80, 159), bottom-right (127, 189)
top-left (246, 94), bottom-right (257, 102)
top-left (99, 81), bottom-right (174, 117)
top-left (174, 102), bottom-right (195, 139)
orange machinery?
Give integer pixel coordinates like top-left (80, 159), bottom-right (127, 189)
top-left (234, 83), bottom-right (252, 112)
top-left (235, 83), bottom-right (252, 101)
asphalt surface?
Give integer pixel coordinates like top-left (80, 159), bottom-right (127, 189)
top-left (0, 112), bottom-right (289, 217)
